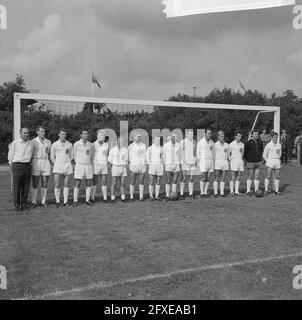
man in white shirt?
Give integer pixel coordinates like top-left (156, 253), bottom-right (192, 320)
top-left (214, 131), bottom-right (229, 197)
top-left (73, 130), bottom-right (93, 206)
top-left (180, 130), bottom-right (197, 200)
top-left (146, 136), bottom-right (163, 200)
top-left (128, 134), bottom-right (147, 201)
top-left (229, 131), bottom-right (245, 196)
top-left (8, 127), bottom-right (34, 211)
top-left (90, 129), bottom-right (109, 203)
top-left (263, 132), bottom-right (282, 195)
top-left (30, 126), bottom-right (52, 208)
top-left (197, 128), bottom-right (215, 198)
top-left (163, 133), bottom-right (181, 199)
top-left (108, 137), bottom-right (128, 202)
top-left (50, 129), bottom-right (73, 207)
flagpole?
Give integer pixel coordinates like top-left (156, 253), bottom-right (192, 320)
top-left (91, 68), bottom-right (94, 98)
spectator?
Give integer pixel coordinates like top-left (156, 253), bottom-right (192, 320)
top-left (280, 129), bottom-right (291, 165)
top-left (294, 131), bottom-right (302, 165)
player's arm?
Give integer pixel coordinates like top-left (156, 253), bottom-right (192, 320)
top-left (7, 141), bottom-right (15, 168)
top-left (108, 149), bottom-right (113, 166)
top-left (145, 147), bottom-right (150, 165)
top-left (162, 144), bottom-right (166, 164)
top-left (263, 144), bottom-right (268, 162)
top-left (90, 143), bottom-right (95, 163)
top-left (70, 143), bottom-right (74, 162)
top-left (50, 143), bottom-right (56, 164)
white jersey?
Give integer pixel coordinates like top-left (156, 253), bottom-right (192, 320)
top-left (180, 138), bottom-right (196, 165)
top-left (214, 141), bottom-right (229, 161)
top-left (92, 141), bottom-right (109, 165)
top-left (50, 140), bottom-right (73, 164)
top-left (229, 140), bottom-right (244, 160)
top-left (128, 142), bottom-right (146, 165)
top-left (108, 145), bottom-right (128, 165)
top-left (263, 141), bottom-right (282, 161)
top-left (197, 138), bottom-right (215, 160)
top-left (163, 141), bottom-right (181, 165)
top-left (73, 140), bottom-right (92, 164)
top-left (146, 144), bottom-right (163, 165)
top-left (31, 137), bottom-right (51, 160)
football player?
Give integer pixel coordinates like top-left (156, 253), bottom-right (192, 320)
top-left (73, 130), bottom-right (93, 206)
top-left (31, 126), bottom-right (51, 207)
top-left (50, 129), bottom-right (73, 207)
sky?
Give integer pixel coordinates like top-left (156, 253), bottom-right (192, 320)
top-left (0, 0), bottom-right (302, 100)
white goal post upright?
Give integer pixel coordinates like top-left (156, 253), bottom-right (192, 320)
top-left (14, 92), bottom-right (281, 140)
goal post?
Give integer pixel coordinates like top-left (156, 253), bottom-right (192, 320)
top-left (13, 92), bottom-right (281, 140)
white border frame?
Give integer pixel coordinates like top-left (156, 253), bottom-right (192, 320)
top-left (14, 92), bottom-right (280, 140)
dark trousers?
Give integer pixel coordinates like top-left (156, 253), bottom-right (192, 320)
top-left (12, 163), bottom-right (31, 208)
top-left (281, 149), bottom-right (289, 164)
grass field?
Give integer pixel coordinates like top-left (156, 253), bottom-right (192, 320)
top-left (0, 164), bottom-right (302, 300)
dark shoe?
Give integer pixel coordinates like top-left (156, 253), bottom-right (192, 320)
top-left (220, 194), bottom-right (226, 198)
top-left (140, 198), bottom-right (144, 202)
top-left (72, 202), bottom-right (78, 207)
top-left (204, 193), bottom-right (211, 198)
top-left (121, 199), bottom-right (126, 203)
top-left (155, 197), bottom-right (161, 201)
top-left (41, 203), bottom-right (48, 208)
top-left (164, 197), bottom-right (169, 202)
top-left (149, 197), bottom-right (154, 201)
top-left (103, 199), bottom-right (108, 203)
top-left (179, 195), bottom-right (185, 200)
top-left (130, 198), bottom-right (135, 202)
top-left (214, 194), bottom-right (219, 198)
top-left (89, 198), bottom-right (95, 204)
top-left (63, 203), bottom-right (69, 207)
top-left (111, 199), bottom-right (116, 203)
top-left (31, 203), bottom-right (37, 209)
top-left (56, 202), bottom-right (61, 208)
top-left (274, 192), bottom-right (281, 196)
top-left (231, 192), bottom-right (235, 197)
top-left (187, 195), bottom-right (194, 200)
top-left (246, 192), bottom-right (254, 196)
top-left (86, 201), bottom-right (93, 206)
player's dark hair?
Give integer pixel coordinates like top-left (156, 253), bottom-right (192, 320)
top-left (251, 129), bottom-right (259, 134)
top-left (36, 126), bottom-right (45, 132)
top-left (271, 131), bottom-right (278, 137)
top-left (80, 129), bottom-right (88, 135)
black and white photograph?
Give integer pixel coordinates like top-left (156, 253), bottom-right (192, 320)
top-left (1, 0), bottom-right (302, 304)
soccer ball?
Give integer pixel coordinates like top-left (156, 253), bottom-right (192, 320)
top-left (169, 192), bottom-right (179, 201)
top-left (255, 189), bottom-right (264, 197)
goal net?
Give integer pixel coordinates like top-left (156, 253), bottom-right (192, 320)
top-left (14, 93), bottom-right (280, 147)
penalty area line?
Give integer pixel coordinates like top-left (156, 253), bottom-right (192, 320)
top-left (24, 251), bottom-right (302, 300)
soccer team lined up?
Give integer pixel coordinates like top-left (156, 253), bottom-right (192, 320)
top-left (8, 126), bottom-right (282, 211)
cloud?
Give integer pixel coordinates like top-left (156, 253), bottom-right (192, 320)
top-left (1, 13), bottom-right (71, 75)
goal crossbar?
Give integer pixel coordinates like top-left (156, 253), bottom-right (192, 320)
top-left (14, 92), bottom-right (281, 139)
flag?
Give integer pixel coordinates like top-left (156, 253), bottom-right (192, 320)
top-left (238, 78), bottom-right (247, 92)
top-left (162, 0), bottom-right (295, 18)
top-left (92, 74), bottom-right (101, 89)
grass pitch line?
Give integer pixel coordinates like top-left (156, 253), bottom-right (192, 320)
top-left (28, 251), bottom-right (302, 300)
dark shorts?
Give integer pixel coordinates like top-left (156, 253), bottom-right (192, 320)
top-left (246, 162), bottom-right (262, 170)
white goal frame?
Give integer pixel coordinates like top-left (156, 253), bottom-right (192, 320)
top-left (14, 92), bottom-right (281, 140)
